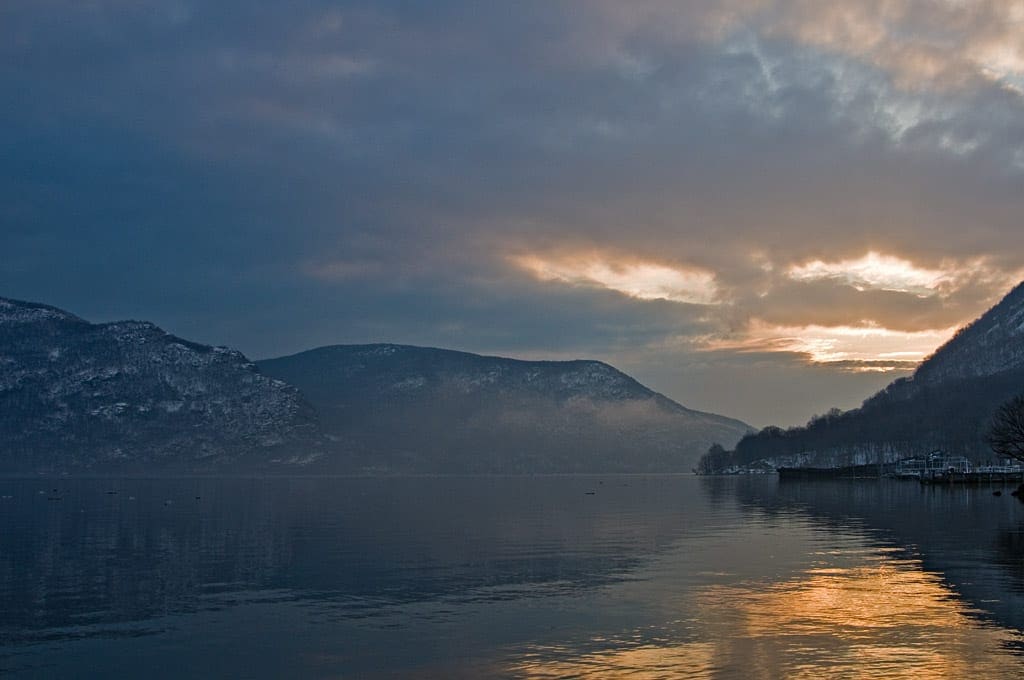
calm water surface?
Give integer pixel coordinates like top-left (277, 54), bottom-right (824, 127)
top-left (1, 475), bottom-right (1023, 678)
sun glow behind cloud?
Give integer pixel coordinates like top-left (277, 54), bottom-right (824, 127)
top-left (513, 254), bottom-right (718, 305)
top-left (787, 251), bottom-right (950, 295)
top-left (513, 248), bottom-right (983, 371)
top-left (709, 320), bottom-right (959, 372)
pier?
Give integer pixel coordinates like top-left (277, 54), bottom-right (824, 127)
top-left (918, 469), bottom-right (1024, 485)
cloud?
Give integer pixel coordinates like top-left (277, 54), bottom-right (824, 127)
top-left (512, 253), bottom-right (718, 305)
top-left (706, 320), bottom-right (958, 371)
top-left (508, 246), bottom-right (1009, 372)
top-left (4, 1), bottom-right (1024, 426)
top-left (786, 251), bottom-right (951, 295)
top-left (579, 0), bottom-right (1024, 94)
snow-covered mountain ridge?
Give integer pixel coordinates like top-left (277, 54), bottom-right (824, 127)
top-left (0, 297), bottom-right (319, 472)
top-left (0, 296), bottom-right (751, 473)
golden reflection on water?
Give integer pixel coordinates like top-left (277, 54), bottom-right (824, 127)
top-left (510, 549), bottom-right (1024, 678)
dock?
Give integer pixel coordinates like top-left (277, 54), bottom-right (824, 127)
top-left (777, 464), bottom-right (892, 480)
top-left (919, 470), bottom-right (1024, 485)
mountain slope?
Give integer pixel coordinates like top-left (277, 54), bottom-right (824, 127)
top-left (704, 282), bottom-right (1024, 471)
top-left (258, 344), bottom-right (752, 473)
top-left (0, 297), bottom-right (320, 472)
top-left (913, 282), bottom-right (1024, 385)
top-left (0, 296), bottom-right (752, 474)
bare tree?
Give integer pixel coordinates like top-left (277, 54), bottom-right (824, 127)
top-left (988, 396), bottom-right (1024, 462)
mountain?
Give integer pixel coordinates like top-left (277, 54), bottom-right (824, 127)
top-left (258, 344), bottom-right (752, 473)
top-left (0, 296), bottom-right (751, 474)
top-left (912, 282), bottom-right (1024, 385)
top-left (0, 297), bottom-right (320, 472)
top-left (701, 282), bottom-right (1024, 472)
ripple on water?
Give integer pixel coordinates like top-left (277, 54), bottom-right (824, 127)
top-left (508, 543), bottom-right (1024, 678)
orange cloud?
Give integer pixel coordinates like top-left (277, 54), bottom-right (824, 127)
top-left (511, 246), bottom-right (1014, 369)
top-left (787, 251), bottom-right (951, 296)
top-left (512, 253), bottom-right (719, 305)
top-left (707, 320), bottom-right (958, 371)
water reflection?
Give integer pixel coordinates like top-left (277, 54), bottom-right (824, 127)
top-left (0, 477), bottom-right (706, 652)
top-left (726, 477), bottom-right (1024, 633)
top-left (512, 546), bottom-right (1023, 678)
top-left (514, 642), bottom-right (719, 679)
top-left (2, 476), bottom-right (1024, 677)
top-left (697, 555), bottom-right (1020, 677)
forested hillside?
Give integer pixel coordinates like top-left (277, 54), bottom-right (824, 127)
top-left (699, 283), bottom-right (1024, 472)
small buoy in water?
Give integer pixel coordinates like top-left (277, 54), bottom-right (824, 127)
top-left (994, 490), bottom-right (1003, 496)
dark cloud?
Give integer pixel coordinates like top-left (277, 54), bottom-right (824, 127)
top-left (3, 1), bottom-right (1024, 425)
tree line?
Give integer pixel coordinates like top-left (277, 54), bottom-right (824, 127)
top-left (699, 366), bottom-right (1024, 473)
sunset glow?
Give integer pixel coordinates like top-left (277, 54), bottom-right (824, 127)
top-left (513, 254), bottom-right (718, 305)
top-left (509, 548), bottom-right (1023, 678)
top-left (517, 249), bottom-right (969, 369)
top-left (10, 2), bottom-right (1024, 676)
top-left (708, 321), bottom-right (958, 371)
top-left (787, 252), bottom-right (950, 296)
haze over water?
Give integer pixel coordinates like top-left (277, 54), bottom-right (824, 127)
top-left (2, 475), bottom-right (1023, 678)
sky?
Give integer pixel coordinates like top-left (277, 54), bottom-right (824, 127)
top-left (3, 1), bottom-right (1024, 427)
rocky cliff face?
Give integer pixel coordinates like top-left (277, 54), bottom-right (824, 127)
top-left (258, 344), bottom-right (752, 473)
top-left (0, 298), bottom-right (319, 472)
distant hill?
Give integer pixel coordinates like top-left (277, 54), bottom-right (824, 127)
top-left (258, 344), bottom-right (752, 473)
top-left (0, 297), bottom-right (751, 474)
top-left (701, 282), bottom-right (1024, 472)
top-left (0, 297), bottom-right (320, 472)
